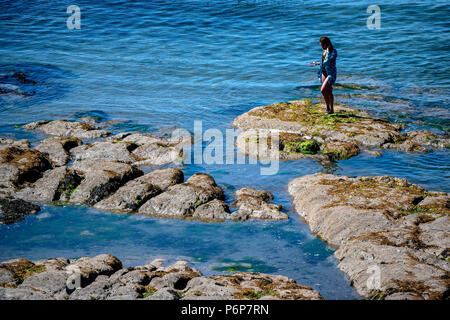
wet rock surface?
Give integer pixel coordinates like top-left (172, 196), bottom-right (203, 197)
top-left (35, 137), bottom-right (82, 167)
top-left (0, 142), bottom-right (52, 189)
top-left (23, 120), bottom-right (111, 140)
top-left (107, 132), bottom-right (188, 166)
top-left (69, 132), bottom-right (186, 166)
top-left (94, 168), bottom-right (183, 213)
top-left (0, 131), bottom-right (286, 223)
top-left (0, 139), bottom-right (51, 224)
top-left (16, 166), bottom-right (82, 203)
top-left (69, 160), bottom-right (143, 205)
top-left (192, 199), bottom-right (230, 222)
top-left (233, 99), bottom-right (449, 162)
top-left (0, 255), bottom-right (322, 300)
top-left (21, 119), bottom-right (188, 167)
top-left (288, 173), bottom-right (449, 300)
top-left (0, 72), bottom-right (37, 97)
top-left (0, 138), bottom-right (30, 148)
top-left (138, 173), bottom-right (225, 219)
top-left (231, 188), bottom-right (288, 221)
top-left (71, 141), bottom-right (138, 163)
top-left (137, 174), bottom-right (287, 222)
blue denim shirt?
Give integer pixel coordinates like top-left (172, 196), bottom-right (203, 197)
top-left (318, 48), bottom-right (337, 85)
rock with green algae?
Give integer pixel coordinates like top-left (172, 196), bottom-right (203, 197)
top-left (284, 140), bottom-right (320, 154)
top-left (0, 197), bottom-right (40, 225)
top-left (0, 142), bottom-right (52, 189)
top-left (288, 173), bottom-right (449, 300)
top-left (232, 99), bottom-right (449, 162)
top-left (68, 159), bottom-right (143, 205)
top-left (16, 166), bottom-right (83, 203)
top-left (1, 128), bottom-right (287, 224)
top-left (2, 135), bottom-right (286, 223)
top-left (322, 140), bottom-right (360, 160)
top-left (0, 254), bottom-right (122, 299)
top-left (0, 255), bottom-right (323, 300)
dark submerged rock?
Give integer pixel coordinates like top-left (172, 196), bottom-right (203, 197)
top-left (0, 197), bottom-right (40, 224)
top-left (12, 72), bottom-right (37, 85)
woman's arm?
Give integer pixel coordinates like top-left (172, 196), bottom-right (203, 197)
top-left (322, 49), bottom-right (336, 80)
top-left (323, 49), bottom-right (337, 66)
top-left (323, 49), bottom-right (336, 65)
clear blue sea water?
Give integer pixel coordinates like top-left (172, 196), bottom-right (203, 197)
top-left (0, 0), bottom-right (449, 299)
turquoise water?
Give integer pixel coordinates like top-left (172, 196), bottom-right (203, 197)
top-left (0, 0), bottom-right (449, 299)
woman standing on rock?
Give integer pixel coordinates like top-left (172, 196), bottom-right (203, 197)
top-left (310, 36), bottom-right (337, 114)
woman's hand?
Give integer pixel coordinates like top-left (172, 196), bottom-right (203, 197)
top-left (309, 61), bottom-right (320, 66)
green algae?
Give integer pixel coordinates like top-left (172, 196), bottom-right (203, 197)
top-left (323, 150), bottom-right (353, 161)
top-left (212, 258), bottom-right (276, 274)
top-left (142, 286), bottom-right (157, 297)
top-left (18, 265), bottom-right (46, 281)
top-left (284, 140), bottom-right (320, 154)
top-left (236, 288), bottom-right (278, 300)
top-left (57, 183), bottom-right (78, 199)
top-left (248, 101), bottom-right (362, 130)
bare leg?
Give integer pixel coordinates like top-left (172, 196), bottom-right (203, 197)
top-left (322, 89), bottom-right (329, 111)
top-left (328, 85), bottom-right (334, 113)
top-left (321, 74), bottom-right (330, 112)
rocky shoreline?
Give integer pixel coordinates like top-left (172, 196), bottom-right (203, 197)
top-left (1, 97), bottom-right (449, 300)
top-left (288, 173), bottom-right (449, 300)
top-left (0, 254), bottom-right (322, 300)
top-left (0, 119), bottom-right (287, 224)
top-left (232, 99), bottom-right (449, 163)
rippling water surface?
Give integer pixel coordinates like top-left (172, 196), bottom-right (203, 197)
top-left (0, 0), bottom-right (449, 299)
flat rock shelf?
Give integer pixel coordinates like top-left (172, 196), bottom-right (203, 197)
top-left (0, 254), bottom-right (322, 300)
top-left (288, 173), bottom-right (449, 300)
top-left (0, 119), bottom-right (287, 224)
top-left (232, 99), bottom-right (449, 163)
